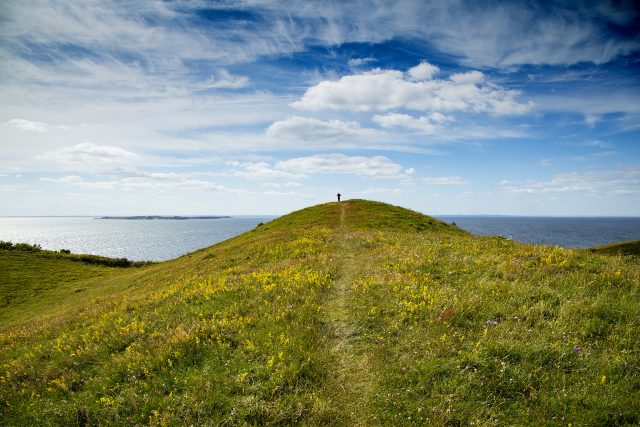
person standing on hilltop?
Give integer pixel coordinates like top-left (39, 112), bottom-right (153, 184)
top-left (337, 193), bottom-right (341, 202)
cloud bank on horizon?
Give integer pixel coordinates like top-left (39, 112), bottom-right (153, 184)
top-left (0, 0), bottom-right (638, 215)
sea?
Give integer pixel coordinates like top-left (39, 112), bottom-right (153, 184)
top-left (0, 215), bottom-right (639, 262)
top-left (436, 216), bottom-right (640, 249)
top-left (0, 216), bottom-right (274, 261)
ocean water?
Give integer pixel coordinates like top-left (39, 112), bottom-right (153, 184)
top-left (1, 216), bottom-right (639, 262)
top-left (436, 216), bottom-right (640, 249)
top-left (0, 216), bottom-right (274, 261)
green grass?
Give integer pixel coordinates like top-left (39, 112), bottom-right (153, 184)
top-left (0, 243), bottom-right (153, 328)
top-left (1, 200), bottom-right (639, 425)
top-left (590, 240), bottom-right (640, 256)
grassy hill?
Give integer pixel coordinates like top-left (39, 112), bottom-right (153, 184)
top-left (1, 200), bottom-right (639, 425)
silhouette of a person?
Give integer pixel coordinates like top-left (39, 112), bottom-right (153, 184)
top-left (337, 193), bottom-right (341, 202)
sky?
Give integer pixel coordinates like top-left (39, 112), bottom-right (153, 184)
top-left (1, 0), bottom-right (639, 216)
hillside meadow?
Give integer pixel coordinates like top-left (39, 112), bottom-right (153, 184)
top-left (1, 200), bottom-right (639, 425)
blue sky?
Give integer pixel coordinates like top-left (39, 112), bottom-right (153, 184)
top-left (1, 0), bottom-right (639, 216)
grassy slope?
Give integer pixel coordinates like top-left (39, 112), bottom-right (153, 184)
top-left (0, 245), bottom-right (154, 329)
top-left (591, 240), bottom-right (640, 257)
top-left (1, 200), bottom-right (639, 425)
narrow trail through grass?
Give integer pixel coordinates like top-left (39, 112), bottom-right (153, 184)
top-left (321, 202), bottom-right (377, 425)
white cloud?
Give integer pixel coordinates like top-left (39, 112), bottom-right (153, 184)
top-left (37, 143), bottom-right (137, 167)
top-left (407, 61), bottom-right (439, 81)
top-left (529, 89), bottom-right (640, 121)
top-left (266, 116), bottom-right (379, 143)
top-left (384, 1), bottom-right (639, 68)
top-left (3, 119), bottom-right (48, 132)
top-left (260, 181), bottom-right (302, 189)
top-left (276, 153), bottom-right (407, 178)
top-left (38, 168), bottom-right (312, 199)
top-left (234, 162), bottom-right (308, 180)
top-left (292, 66), bottom-right (531, 115)
top-left (501, 166), bottom-right (640, 195)
top-left (584, 114), bottom-right (600, 127)
top-left (348, 57), bottom-right (375, 67)
top-left (37, 168), bottom-right (249, 194)
top-left (118, 172), bottom-right (234, 192)
top-left (40, 175), bottom-right (83, 183)
top-left (582, 140), bottom-right (612, 149)
top-left (422, 176), bottom-right (469, 185)
top-left (372, 112), bottom-right (452, 133)
top-left (354, 187), bottom-right (405, 196)
top-left (203, 69), bottom-right (250, 89)
top-left (449, 71), bottom-right (484, 85)
top-left (1, 1), bottom-right (636, 108)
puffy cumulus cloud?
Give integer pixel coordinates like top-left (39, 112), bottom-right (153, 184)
top-left (37, 143), bottom-right (137, 164)
top-left (275, 153), bottom-right (407, 179)
top-left (266, 116), bottom-right (379, 143)
top-left (449, 71), bottom-right (484, 85)
top-left (292, 64), bottom-right (532, 115)
top-left (422, 176), bottom-right (469, 185)
top-left (501, 166), bottom-right (640, 195)
top-left (408, 61), bottom-right (439, 81)
top-left (372, 112), bottom-right (452, 133)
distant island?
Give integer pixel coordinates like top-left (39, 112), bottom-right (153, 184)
top-left (97, 215), bottom-right (231, 220)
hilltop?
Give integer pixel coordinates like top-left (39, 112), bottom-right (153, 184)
top-left (1, 200), bottom-right (639, 425)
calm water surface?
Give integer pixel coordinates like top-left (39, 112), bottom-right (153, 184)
top-left (0, 217), bottom-right (273, 261)
top-left (436, 216), bottom-right (640, 249)
top-left (1, 216), bottom-right (639, 261)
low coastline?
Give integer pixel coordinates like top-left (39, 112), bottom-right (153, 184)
top-left (97, 215), bottom-right (232, 220)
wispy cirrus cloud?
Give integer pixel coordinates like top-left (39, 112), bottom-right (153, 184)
top-left (422, 176), bottom-right (469, 185)
top-left (3, 118), bottom-right (49, 132)
top-left (36, 143), bottom-right (137, 169)
top-left (501, 166), bottom-right (640, 195)
top-left (275, 153), bottom-right (410, 179)
top-left (234, 162), bottom-right (308, 180)
top-left (353, 187), bottom-right (405, 196)
top-left (40, 175), bottom-right (83, 183)
top-left (2, 118), bottom-right (69, 134)
top-left (348, 57), bottom-right (376, 67)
